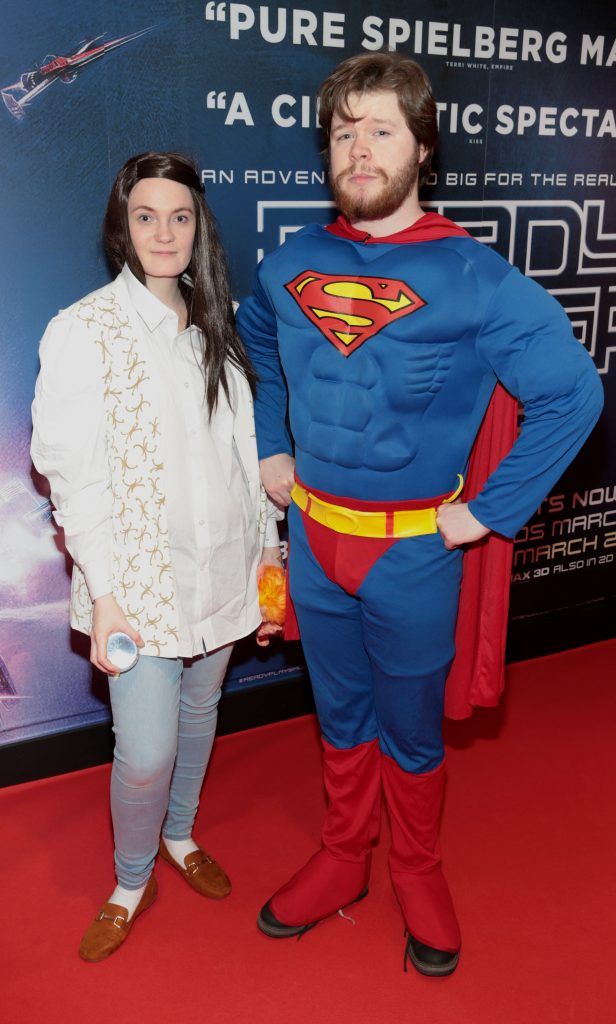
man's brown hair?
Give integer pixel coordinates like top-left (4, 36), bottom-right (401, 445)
top-left (318, 52), bottom-right (438, 184)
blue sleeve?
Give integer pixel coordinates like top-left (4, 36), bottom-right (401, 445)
top-left (236, 264), bottom-right (293, 460)
top-left (469, 268), bottom-right (604, 537)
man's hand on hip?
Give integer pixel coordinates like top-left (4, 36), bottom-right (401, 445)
top-left (260, 452), bottom-right (295, 507)
top-left (436, 502), bottom-right (490, 550)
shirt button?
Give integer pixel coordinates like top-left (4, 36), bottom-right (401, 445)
top-left (184, 382), bottom-right (189, 389)
top-left (199, 519), bottom-right (205, 526)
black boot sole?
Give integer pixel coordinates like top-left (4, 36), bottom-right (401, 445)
top-left (404, 929), bottom-right (460, 977)
top-left (257, 887), bottom-right (369, 939)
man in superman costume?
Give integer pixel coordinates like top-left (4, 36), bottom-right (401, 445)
top-left (237, 53), bottom-right (603, 976)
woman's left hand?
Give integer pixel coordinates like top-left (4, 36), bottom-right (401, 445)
top-left (256, 620), bottom-right (283, 647)
top-left (259, 545), bottom-right (283, 570)
top-left (256, 547), bottom-right (284, 646)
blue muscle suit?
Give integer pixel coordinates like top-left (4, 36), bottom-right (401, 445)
top-left (237, 213), bottom-right (603, 953)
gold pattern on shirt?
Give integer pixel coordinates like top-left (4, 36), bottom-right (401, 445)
top-left (121, 421), bottom-right (141, 442)
top-left (68, 289), bottom-right (179, 657)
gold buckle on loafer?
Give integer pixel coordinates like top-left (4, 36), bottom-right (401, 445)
top-left (96, 911), bottom-right (126, 929)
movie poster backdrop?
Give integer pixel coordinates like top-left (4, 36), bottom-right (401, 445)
top-left (0, 0), bottom-right (613, 746)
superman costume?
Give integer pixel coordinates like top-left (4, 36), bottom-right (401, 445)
top-left (236, 212), bottom-right (603, 957)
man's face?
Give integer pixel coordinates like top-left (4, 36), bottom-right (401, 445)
top-left (329, 89), bottom-right (426, 223)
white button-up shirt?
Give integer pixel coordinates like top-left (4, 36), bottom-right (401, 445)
top-left (32, 265), bottom-right (279, 656)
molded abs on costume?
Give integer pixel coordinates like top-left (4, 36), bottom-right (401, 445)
top-left (238, 214), bottom-right (602, 533)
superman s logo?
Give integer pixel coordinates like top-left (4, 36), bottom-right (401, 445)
top-left (285, 270), bottom-right (426, 356)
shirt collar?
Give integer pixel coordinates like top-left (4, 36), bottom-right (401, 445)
top-left (119, 263), bottom-right (178, 333)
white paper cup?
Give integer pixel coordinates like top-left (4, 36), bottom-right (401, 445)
top-left (107, 632), bottom-right (139, 673)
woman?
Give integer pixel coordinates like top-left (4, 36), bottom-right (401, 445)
top-left (31, 152), bottom-right (282, 962)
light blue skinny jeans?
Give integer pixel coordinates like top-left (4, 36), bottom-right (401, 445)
top-left (107, 646), bottom-right (232, 889)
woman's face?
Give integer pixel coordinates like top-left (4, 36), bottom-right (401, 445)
top-left (127, 177), bottom-right (196, 283)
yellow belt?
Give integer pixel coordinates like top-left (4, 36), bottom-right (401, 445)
top-left (291, 475), bottom-right (464, 539)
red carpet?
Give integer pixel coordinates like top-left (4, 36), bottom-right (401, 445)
top-left (3, 640), bottom-right (616, 1024)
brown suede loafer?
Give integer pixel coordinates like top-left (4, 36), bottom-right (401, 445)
top-left (159, 838), bottom-right (231, 899)
top-left (79, 874), bottom-right (158, 963)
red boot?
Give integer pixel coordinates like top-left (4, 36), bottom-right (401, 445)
top-left (258, 737), bottom-right (381, 937)
top-left (381, 754), bottom-right (461, 976)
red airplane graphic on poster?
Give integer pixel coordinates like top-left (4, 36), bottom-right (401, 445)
top-left (2, 28), bottom-right (153, 120)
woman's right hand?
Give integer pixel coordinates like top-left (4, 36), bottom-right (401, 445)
top-left (90, 594), bottom-right (145, 675)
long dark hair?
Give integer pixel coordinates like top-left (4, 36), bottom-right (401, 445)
top-left (318, 53), bottom-right (438, 185)
top-left (103, 151), bottom-right (256, 414)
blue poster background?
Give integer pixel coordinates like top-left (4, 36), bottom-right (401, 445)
top-left (1, 0), bottom-right (614, 745)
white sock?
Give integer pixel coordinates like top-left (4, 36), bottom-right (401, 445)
top-left (163, 836), bottom-right (199, 867)
top-left (108, 883), bottom-right (147, 921)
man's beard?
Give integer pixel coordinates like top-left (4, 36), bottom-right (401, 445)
top-left (330, 154), bottom-right (420, 223)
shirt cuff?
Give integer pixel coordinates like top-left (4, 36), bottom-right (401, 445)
top-left (80, 558), bottom-right (114, 602)
top-left (264, 515), bottom-right (280, 548)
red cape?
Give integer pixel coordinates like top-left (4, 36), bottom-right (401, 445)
top-left (326, 211), bottom-right (471, 245)
top-left (445, 385), bottom-right (517, 718)
top-left (284, 214), bottom-right (518, 720)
